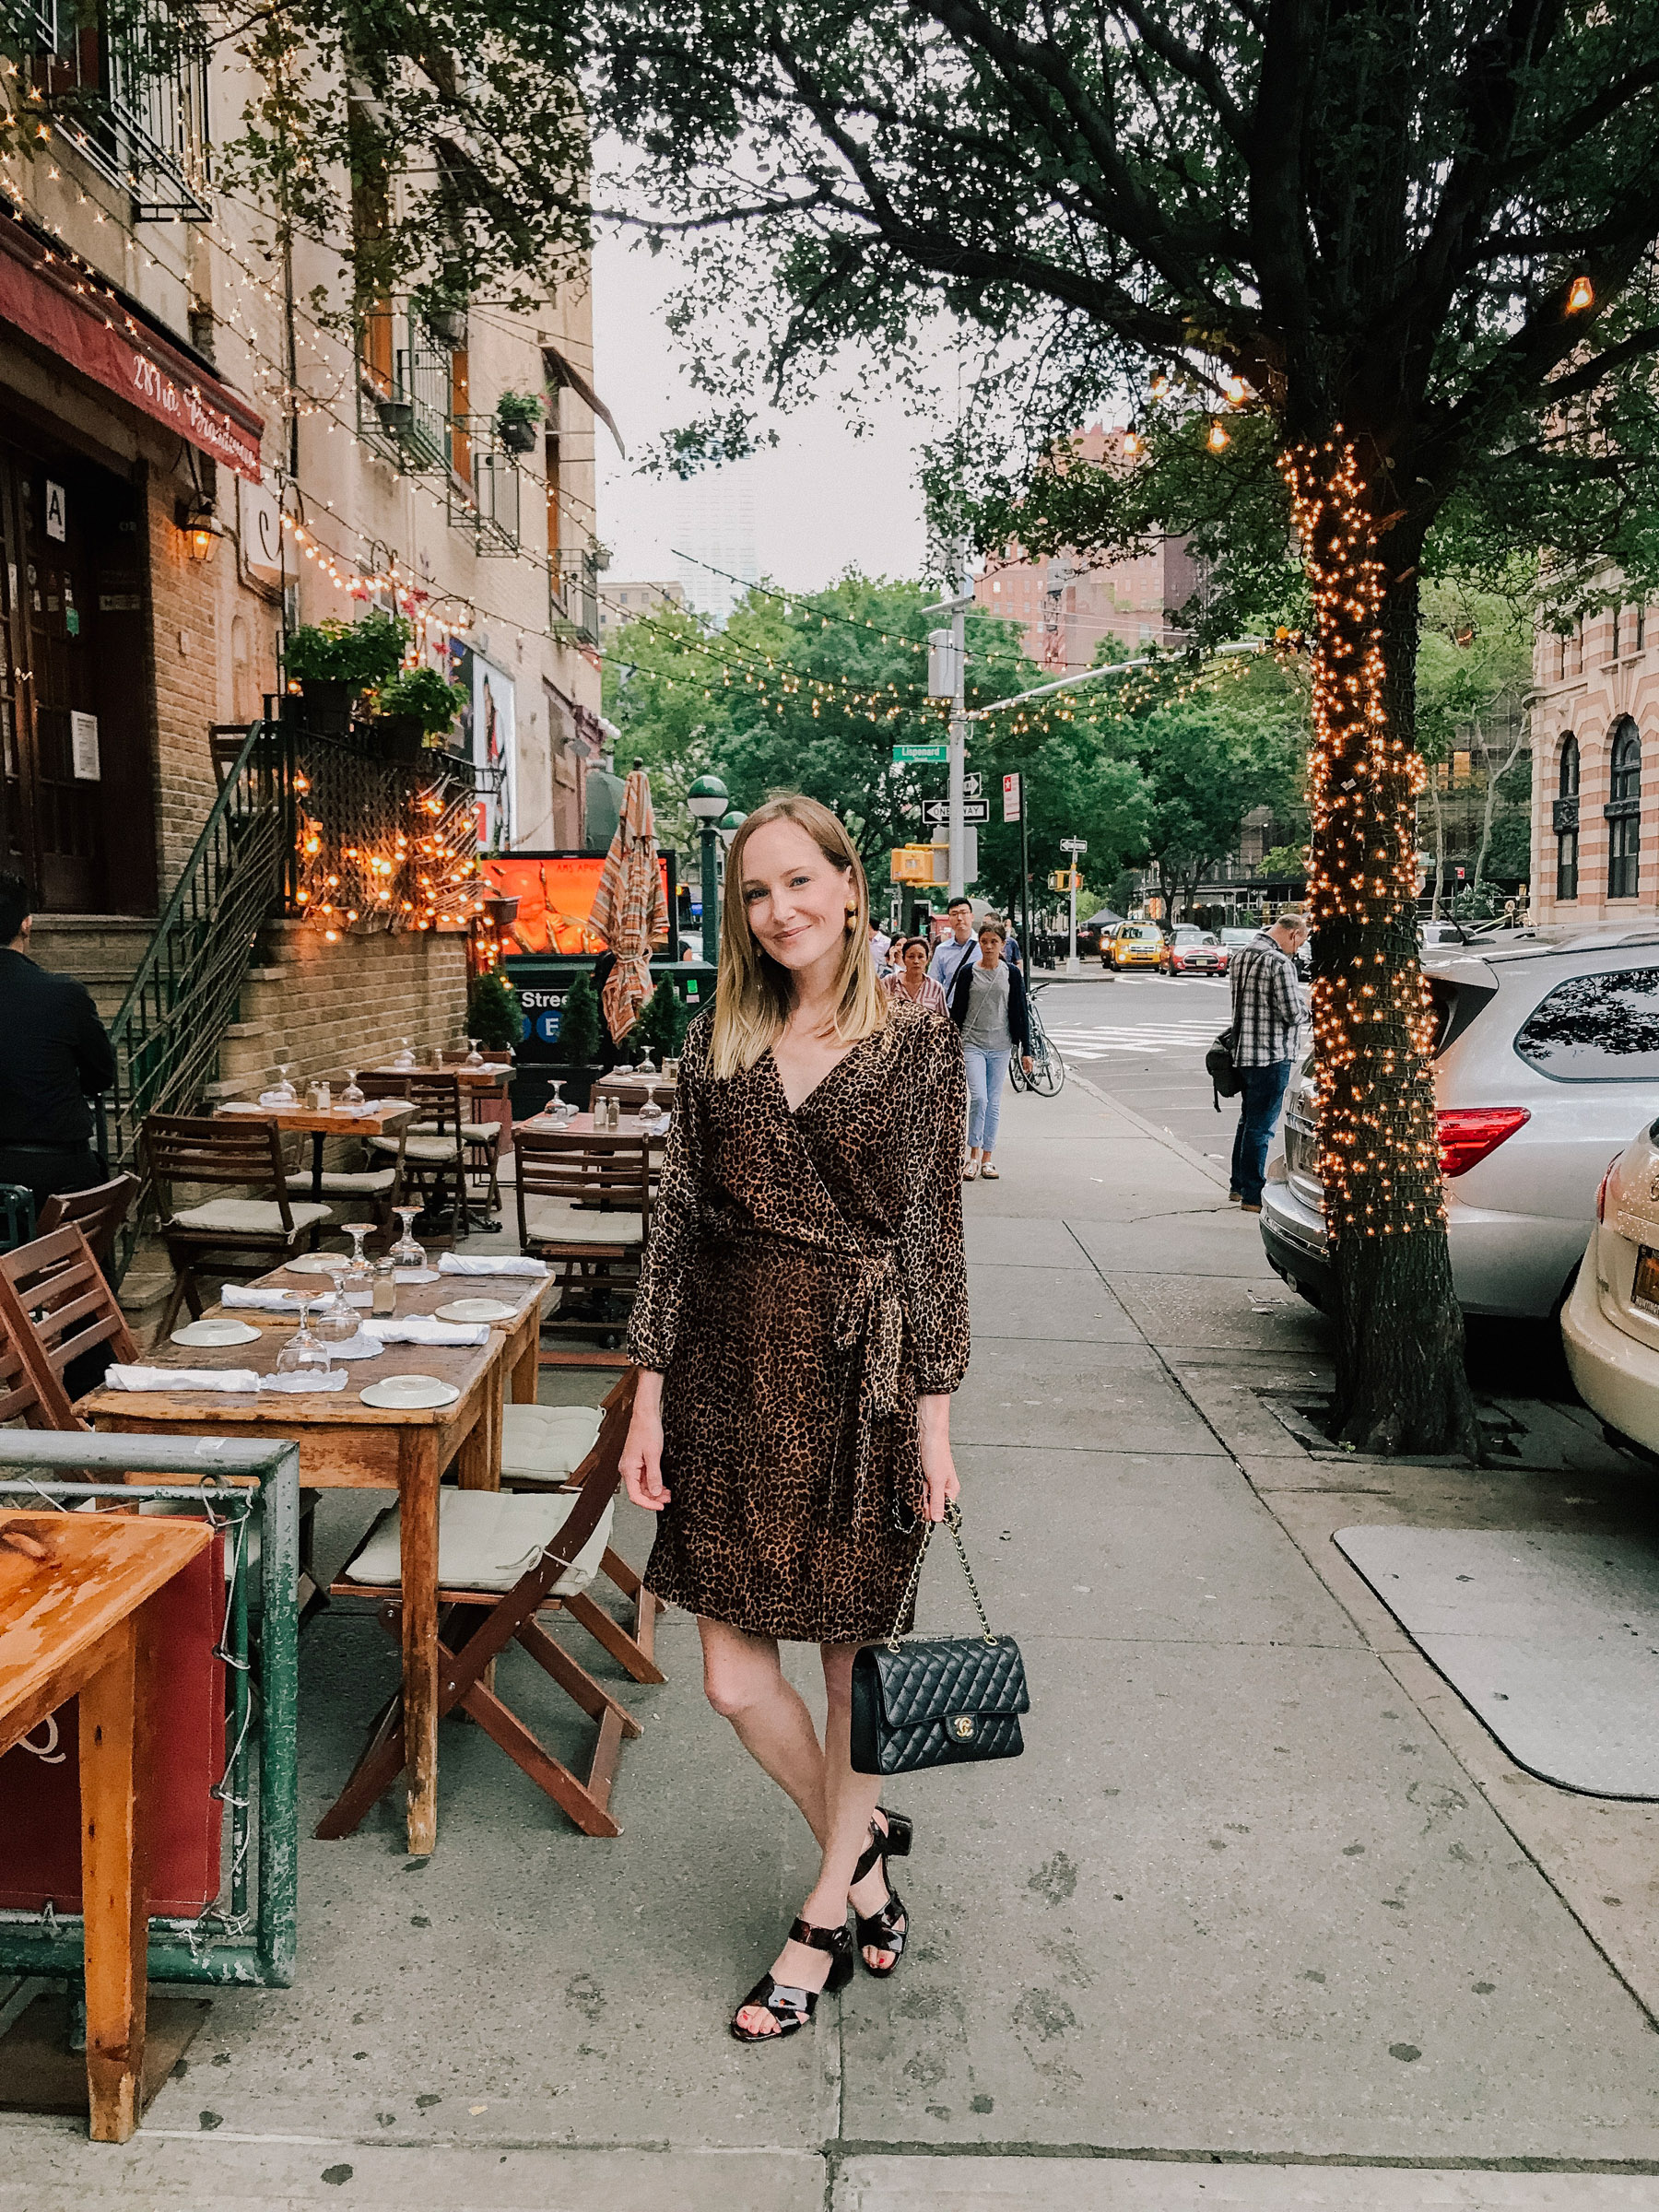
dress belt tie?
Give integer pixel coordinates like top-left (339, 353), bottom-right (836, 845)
top-left (827, 1244), bottom-right (909, 1533)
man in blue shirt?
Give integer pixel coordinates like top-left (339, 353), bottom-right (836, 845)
top-left (928, 897), bottom-right (1022, 991)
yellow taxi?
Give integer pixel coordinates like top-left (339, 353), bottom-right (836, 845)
top-left (1104, 922), bottom-right (1166, 971)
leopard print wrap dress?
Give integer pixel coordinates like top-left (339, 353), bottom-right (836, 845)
top-left (627, 995), bottom-right (971, 1643)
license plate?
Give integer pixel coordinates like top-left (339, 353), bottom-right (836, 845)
top-left (1634, 1247), bottom-right (1659, 1317)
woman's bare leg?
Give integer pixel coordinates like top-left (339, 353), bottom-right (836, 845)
top-left (736, 1641), bottom-right (884, 2037)
top-left (698, 1616), bottom-right (829, 1843)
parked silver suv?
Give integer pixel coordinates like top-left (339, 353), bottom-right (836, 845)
top-left (1260, 928), bottom-right (1659, 1318)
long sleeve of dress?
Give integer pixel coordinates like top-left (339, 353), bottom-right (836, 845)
top-left (899, 1016), bottom-right (971, 1395)
top-left (626, 1017), bottom-right (707, 1373)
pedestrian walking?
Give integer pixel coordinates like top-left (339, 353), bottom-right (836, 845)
top-left (947, 915), bottom-right (1033, 1182)
top-left (0, 872), bottom-right (115, 1215)
top-left (1227, 907), bottom-right (1310, 1213)
top-left (619, 793), bottom-right (970, 2045)
top-left (928, 896), bottom-right (1022, 994)
top-left (883, 935), bottom-right (948, 1015)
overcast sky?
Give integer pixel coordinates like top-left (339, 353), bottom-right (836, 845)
top-left (591, 228), bottom-right (935, 604)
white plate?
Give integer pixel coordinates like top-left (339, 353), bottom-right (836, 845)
top-left (359, 1374), bottom-right (460, 1410)
top-left (434, 1298), bottom-right (516, 1324)
top-left (284, 1254), bottom-right (346, 1277)
top-left (171, 1318), bottom-right (262, 1348)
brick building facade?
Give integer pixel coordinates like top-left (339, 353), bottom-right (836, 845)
top-left (1531, 598), bottom-right (1659, 924)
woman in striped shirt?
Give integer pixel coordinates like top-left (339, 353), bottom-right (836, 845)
top-left (882, 935), bottom-right (948, 1015)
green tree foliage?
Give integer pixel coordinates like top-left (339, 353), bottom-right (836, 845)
top-left (1131, 695), bottom-right (1303, 920)
top-left (465, 970), bottom-right (524, 1053)
top-left (558, 970), bottom-right (602, 1066)
top-left (637, 975), bottom-right (692, 1059)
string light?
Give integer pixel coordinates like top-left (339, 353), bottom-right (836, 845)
top-left (1567, 274), bottom-right (1594, 313)
top-left (1207, 420), bottom-right (1231, 453)
top-left (1278, 433), bottom-right (1442, 1247)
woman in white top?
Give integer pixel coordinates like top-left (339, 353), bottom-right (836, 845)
top-left (947, 916), bottom-right (1033, 1180)
top-left (882, 935), bottom-right (948, 1015)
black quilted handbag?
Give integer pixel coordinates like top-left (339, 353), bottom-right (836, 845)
top-left (850, 1504), bottom-right (1030, 1775)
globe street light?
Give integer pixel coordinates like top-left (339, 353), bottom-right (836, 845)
top-left (688, 772), bottom-right (729, 965)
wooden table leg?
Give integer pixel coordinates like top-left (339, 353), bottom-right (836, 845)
top-left (398, 1432), bottom-right (441, 1856)
top-left (78, 1611), bottom-right (150, 2144)
top-left (311, 1131), bottom-right (326, 1204)
top-left (510, 1318), bottom-right (539, 1406)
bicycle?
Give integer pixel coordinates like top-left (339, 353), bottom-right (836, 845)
top-left (1008, 979), bottom-right (1065, 1097)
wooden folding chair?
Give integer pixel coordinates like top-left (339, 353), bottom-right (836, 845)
top-left (514, 1129), bottom-right (651, 1336)
top-left (496, 1395), bottom-right (665, 1685)
top-left (318, 1371), bottom-right (648, 1840)
top-left (0, 1224), bottom-right (139, 1426)
top-left (144, 1114), bottom-right (333, 1340)
top-left (37, 1172), bottom-right (139, 1274)
top-left (365, 1071), bottom-right (499, 1238)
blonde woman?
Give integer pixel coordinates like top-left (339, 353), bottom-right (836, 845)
top-left (621, 794), bottom-right (970, 2045)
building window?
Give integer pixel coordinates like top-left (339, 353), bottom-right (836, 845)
top-left (1608, 718), bottom-right (1641, 899)
top-left (1611, 606), bottom-right (1621, 661)
top-left (1640, 606), bottom-right (1648, 653)
top-left (1556, 735), bottom-right (1579, 901)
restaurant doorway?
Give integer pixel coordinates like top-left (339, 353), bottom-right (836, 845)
top-left (0, 421), bottom-right (157, 913)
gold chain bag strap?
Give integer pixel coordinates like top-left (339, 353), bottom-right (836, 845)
top-left (849, 1503), bottom-right (1030, 1775)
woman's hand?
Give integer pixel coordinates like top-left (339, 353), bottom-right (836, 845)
top-left (917, 1393), bottom-right (961, 1524)
top-left (1021, 1054), bottom-right (1035, 1076)
top-left (621, 1371), bottom-right (670, 1511)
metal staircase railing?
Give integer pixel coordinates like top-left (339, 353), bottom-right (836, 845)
top-left (103, 717), bottom-right (287, 1270)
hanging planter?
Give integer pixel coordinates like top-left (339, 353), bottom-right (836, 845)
top-left (495, 390), bottom-right (543, 455)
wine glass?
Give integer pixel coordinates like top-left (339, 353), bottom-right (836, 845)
top-left (342, 1223), bottom-right (375, 1300)
top-left (464, 1036), bottom-right (484, 1068)
top-left (546, 1077), bottom-right (567, 1124)
top-left (341, 1067), bottom-right (365, 1108)
top-left (641, 1075), bottom-right (661, 1131)
top-left (313, 1266), bottom-right (360, 1347)
top-left (276, 1301), bottom-right (332, 1377)
top-left (636, 1044), bottom-right (656, 1077)
top-left (390, 1206), bottom-right (427, 1272)
top-left (393, 1037), bottom-right (416, 1071)
top-left (272, 1061), bottom-right (297, 1105)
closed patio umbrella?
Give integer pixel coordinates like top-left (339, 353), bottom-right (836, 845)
top-left (590, 760), bottom-right (668, 1045)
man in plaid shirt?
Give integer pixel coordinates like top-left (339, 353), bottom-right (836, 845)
top-left (1228, 909), bottom-right (1310, 1212)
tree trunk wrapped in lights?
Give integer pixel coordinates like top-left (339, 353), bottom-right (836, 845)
top-left (1282, 437), bottom-right (1478, 1457)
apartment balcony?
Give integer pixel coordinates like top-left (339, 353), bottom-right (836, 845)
top-left (447, 418), bottom-right (524, 555)
top-left (29, 0), bottom-right (211, 220)
top-left (551, 547), bottom-right (600, 645)
top-left (357, 312), bottom-right (456, 476)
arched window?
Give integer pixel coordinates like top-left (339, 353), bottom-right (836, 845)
top-left (1608, 719), bottom-right (1641, 899)
top-left (1556, 735), bottom-right (1579, 901)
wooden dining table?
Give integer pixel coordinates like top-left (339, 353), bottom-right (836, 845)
top-left (0, 1507), bottom-right (214, 2141)
top-left (219, 1255), bottom-right (552, 1487)
top-left (213, 1099), bottom-right (417, 1203)
top-left (76, 1322), bottom-right (507, 1857)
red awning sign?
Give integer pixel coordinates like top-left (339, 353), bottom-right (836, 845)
top-left (0, 208), bottom-right (263, 481)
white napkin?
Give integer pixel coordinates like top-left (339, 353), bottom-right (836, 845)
top-left (258, 1090), bottom-right (295, 1108)
top-left (360, 1316), bottom-right (489, 1347)
top-left (364, 1098), bottom-right (413, 1115)
top-left (216, 1100), bottom-right (277, 1115)
top-left (220, 1284), bottom-right (303, 1311)
top-left (260, 1368), bottom-right (350, 1394)
top-left (105, 1366), bottom-right (259, 1394)
top-left (438, 1253), bottom-right (548, 1279)
top-left (318, 1331), bottom-right (382, 1360)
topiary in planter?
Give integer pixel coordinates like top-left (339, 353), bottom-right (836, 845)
top-left (637, 975), bottom-right (690, 1061)
top-left (466, 969), bottom-right (524, 1053)
top-left (374, 664), bottom-right (468, 745)
top-left (558, 969), bottom-right (602, 1066)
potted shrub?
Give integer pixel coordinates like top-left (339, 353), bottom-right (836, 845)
top-left (371, 664), bottom-right (467, 760)
top-left (556, 969), bottom-right (604, 1111)
top-left (495, 390), bottom-right (543, 455)
top-left (465, 969), bottom-right (523, 1054)
top-left (637, 974), bottom-right (690, 1062)
top-left (286, 611), bottom-right (411, 735)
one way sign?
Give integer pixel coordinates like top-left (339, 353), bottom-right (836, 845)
top-left (922, 798), bottom-right (989, 826)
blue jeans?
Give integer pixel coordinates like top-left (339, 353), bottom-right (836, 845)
top-left (1230, 1059), bottom-right (1292, 1205)
top-left (964, 1043), bottom-right (1007, 1153)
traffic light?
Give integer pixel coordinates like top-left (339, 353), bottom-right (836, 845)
top-left (1049, 869), bottom-right (1080, 892)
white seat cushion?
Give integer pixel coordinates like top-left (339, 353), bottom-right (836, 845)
top-left (370, 1133), bottom-right (462, 1162)
top-left (285, 1169), bottom-right (396, 1194)
top-left (344, 1488), bottom-right (613, 1594)
top-left (500, 1403), bottom-right (603, 1482)
top-left (413, 1120), bottom-right (499, 1144)
top-left (523, 1199), bottom-right (643, 1245)
top-left (170, 1197), bottom-right (333, 1234)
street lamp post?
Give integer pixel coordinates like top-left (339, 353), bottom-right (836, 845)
top-left (688, 773), bottom-right (729, 965)
top-left (1061, 836), bottom-right (1088, 975)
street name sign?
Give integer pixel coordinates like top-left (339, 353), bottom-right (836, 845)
top-left (893, 743), bottom-right (948, 763)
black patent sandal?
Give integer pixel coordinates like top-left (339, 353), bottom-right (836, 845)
top-left (729, 1918), bottom-right (854, 2044)
top-left (853, 1813), bottom-right (912, 1978)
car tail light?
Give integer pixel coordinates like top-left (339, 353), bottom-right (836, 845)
top-left (1435, 1106), bottom-right (1530, 1179)
top-left (1596, 1156), bottom-right (1623, 1222)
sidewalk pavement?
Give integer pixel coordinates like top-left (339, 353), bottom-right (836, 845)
top-left (9, 1075), bottom-right (1659, 2210)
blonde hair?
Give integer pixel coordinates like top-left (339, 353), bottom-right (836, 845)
top-left (709, 794), bottom-right (888, 1078)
